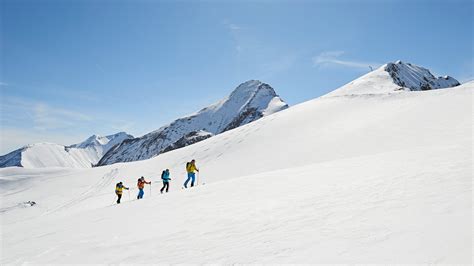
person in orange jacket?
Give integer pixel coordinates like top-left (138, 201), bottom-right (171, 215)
top-left (137, 176), bottom-right (151, 199)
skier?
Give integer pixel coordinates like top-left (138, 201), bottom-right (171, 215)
top-left (160, 169), bottom-right (171, 193)
top-left (137, 176), bottom-right (151, 199)
top-left (115, 182), bottom-right (129, 204)
top-left (184, 159), bottom-right (199, 188)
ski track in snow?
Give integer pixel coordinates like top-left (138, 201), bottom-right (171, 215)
top-left (2, 147), bottom-right (470, 264)
top-left (44, 168), bottom-right (118, 215)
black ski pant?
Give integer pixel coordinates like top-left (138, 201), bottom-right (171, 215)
top-left (160, 182), bottom-right (169, 193)
top-left (116, 193), bottom-right (122, 204)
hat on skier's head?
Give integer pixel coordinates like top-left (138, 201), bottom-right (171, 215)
top-left (191, 159), bottom-right (195, 162)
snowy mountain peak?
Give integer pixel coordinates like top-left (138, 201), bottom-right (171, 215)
top-left (0, 132), bottom-right (134, 168)
top-left (384, 60), bottom-right (460, 91)
top-left (97, 81), bottom-right (288, 166)
top-left (76, 135), bottom-right (101, 147)
top-left (234, 79), bottom-right (262, 91)
top-left (71, 132), bottom-right (133, 149)
top-left (229, 80), bottom-right (276, 99)
top-left (324, 61), bottom-right (460, 97)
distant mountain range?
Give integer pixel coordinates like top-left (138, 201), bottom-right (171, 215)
top-left (0, 132), bottom-right (133, 168)
top-left (97, 80), bottom-right (288, 166)
top-left (0, 61), bottom-right (462, 169)
top-left (0, 80), bottom-right (288, 168)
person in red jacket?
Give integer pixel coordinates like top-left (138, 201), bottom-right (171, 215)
top-left (137, 176), bottom-right (151, 199)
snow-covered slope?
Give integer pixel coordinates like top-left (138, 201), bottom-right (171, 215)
top-left (325, 61), bottom-right (460, 97)
top-left (0, 132), bottom-right (133, 168)
top-left (1, 143), bottom-right (96, 168)
top-left (98, 80), bottom-right (288, 166)
top-left (1, 80), bottom-right (471, 264)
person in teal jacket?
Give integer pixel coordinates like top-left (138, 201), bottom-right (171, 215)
top-left (160, 169), bottom-right (171, 193)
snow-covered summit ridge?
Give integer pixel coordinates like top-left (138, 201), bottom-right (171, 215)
top-left (325, 61), bottom-right (460, 97)
top-left (69, 132), bottom-right (132, 150)
top-left (228, 80), bottom-right (276, 100)
top-left (186, 80), bottom-right (283, 118)
top-left (97, 80), bottom-right (288, 166)
top-left (385, 60), bottom-right (460, 91)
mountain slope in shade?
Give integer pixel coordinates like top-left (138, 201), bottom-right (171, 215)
top-left (0, 132), bottom-right (133, 168)
top-left (98, 80), bottom-right (288, 166)
top-left (325, 61), bottom-right (460, 97)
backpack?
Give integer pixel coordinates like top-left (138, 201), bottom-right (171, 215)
top-left (115, 183), bottom-right (122, 193)
top-left (186, 162), bottom-right (190, 171)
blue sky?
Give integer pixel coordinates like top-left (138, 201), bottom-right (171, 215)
top-left (1, 0), bottom-right (472, 154)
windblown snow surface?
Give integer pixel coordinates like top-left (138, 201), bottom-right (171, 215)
top-left (0, 81), bottom-right (472, 263)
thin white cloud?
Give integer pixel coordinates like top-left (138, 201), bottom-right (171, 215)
top-left (223, 19), bottom-right (242, 32)
top-left (1, 96), bottom-right (92, 130)
top-left (315, 51), bottom-right (345, 60)
top-left (0, 81), bottom-right (100, 103)
top-left (228, 24), bottom-right (241, 31)
top-left (0, 127), bottom-right (85, 154)
top-left (313, 51), bottom-right (382, 70)
top-left (33, 102), bottom-right (92, 130)
top-left (0, 95), bottom-right (138, 153)
top-left (223, 20), bottom-right (245, 54)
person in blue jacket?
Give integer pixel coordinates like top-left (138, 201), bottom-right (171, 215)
top-left (160, 169), bottom-right (171, 193)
